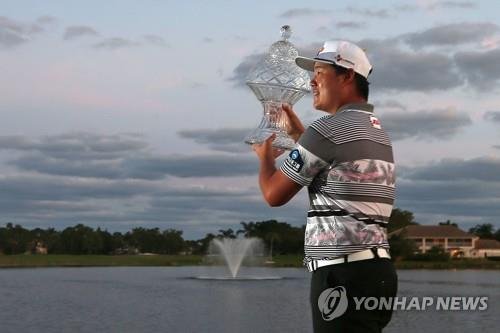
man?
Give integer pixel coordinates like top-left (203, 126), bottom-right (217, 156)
top-left (252, 40), bottom-right (398, 332)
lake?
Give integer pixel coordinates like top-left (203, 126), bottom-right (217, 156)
top-left (0, 267), bottom-right (498, 332)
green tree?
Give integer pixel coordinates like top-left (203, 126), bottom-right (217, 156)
top-left (388, 233), bottom-right (416, 260)
top-left (439, 220), bottom-right (457, 227)
top-left (469, 224), bottom-right (495, 239)
top-left (238, 220), bottom-right (303, 255)
top-left (217, 228), bottom-right (236, 239)
top-left (162, 229), bottom-right (185, 254)
top-left (388, 208), bottom-right (418, 233)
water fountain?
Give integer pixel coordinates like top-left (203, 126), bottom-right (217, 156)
top-left (194, 237), bottom-right (282, 280)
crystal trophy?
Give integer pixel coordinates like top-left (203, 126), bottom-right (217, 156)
top-left (244, 25), bottom-right (311, 150)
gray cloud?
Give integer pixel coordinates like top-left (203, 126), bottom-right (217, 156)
top-left (1, 132), bottom-right (257, 179)
top-left (361, 38), bottom-right (463, 91)
top-left (374, 100), bottom-right (407, 111)
top-left (394, 4), bottom-right (417, 12)
top-left (484, 111), bottom-right (500, 123)
top-left (231, 25), bottom-right (500, 92)
top-left (0, 16), bottom-right (45, 48)
top-left (396, 157), bottom-right (500, 223)
top-left (345, 7), bottom-right (391, 18)
top-left (381, 109), bottom-right (472, 141)
top-left (178, 128), bottom-right (252, 153)
top-left (122, 154), bottom-right (257, 178)
top-left (403, 22), bottom-right (499, 49)
top-left (401, 157), bottom-right (500, 182)
top-left (36, 16), bottom-right (58, 25)
top-left (227, 53), bottom-right (264, 87)
top-left (454, 48), bottom-right (500, 89)
top-left (427, 1), bottom-right (477, 10)
top-left (64, 25), bottom-right (99, 40)
top-left (0, 132), bottom-right (147, 160)
top-left (93, 37), bottom-right (137, 50)
top-left (279, 8), bottom-right (330, 18)
top-left (228, 41), bottom-right (321, 88)
top-left (336, 21), bottom-right (365, 30)
top-left (143, 34), bottom-right (168, 46)
top-left (392, 156), bottom-right (500, 232)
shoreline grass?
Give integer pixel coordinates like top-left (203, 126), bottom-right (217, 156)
top-left (1, 254), bottom-right (500, 269)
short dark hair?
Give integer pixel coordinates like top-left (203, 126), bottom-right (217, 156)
top-left (331, 64), bottom-right (370, 100)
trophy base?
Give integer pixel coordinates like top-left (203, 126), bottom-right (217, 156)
top-left (244, 129), bottom-right (295, 151)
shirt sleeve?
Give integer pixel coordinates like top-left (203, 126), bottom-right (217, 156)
top-left (279, 126), bottom-right (331, 187)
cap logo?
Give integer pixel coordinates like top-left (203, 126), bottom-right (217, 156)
top-left (316, 46), bottom-right (324, 56)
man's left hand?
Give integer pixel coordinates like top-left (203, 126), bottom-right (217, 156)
top-left (252, 134), bottom-right (285, 161)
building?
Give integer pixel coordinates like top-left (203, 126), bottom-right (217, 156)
top-left (33, 241), bottom-right (48, 255)
top-left (389, 225), bottom-right (479, 258)
top-left (470, 239), bottom-right (500, 258)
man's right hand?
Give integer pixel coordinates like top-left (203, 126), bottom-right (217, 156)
top-left (282, 103), bottom-right (305, 142)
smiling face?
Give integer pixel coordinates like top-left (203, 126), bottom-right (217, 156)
top-left (310, 62), bottom-right (344, 113)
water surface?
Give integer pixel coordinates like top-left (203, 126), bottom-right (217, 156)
top-left (0, 267), bottom-right (498, 332)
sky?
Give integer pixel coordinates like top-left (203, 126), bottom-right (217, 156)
top-left (1, 0), bottom-right (499, 239)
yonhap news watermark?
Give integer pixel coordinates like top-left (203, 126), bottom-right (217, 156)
top-left (318, 286), bottom-right (489, 321)
top-left (352, 295), bottom-right (489, 311)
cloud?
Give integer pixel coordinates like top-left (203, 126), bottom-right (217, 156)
top-left (426, 1), bottom-right (477, 10)
top-left (345, 6), bottom-right (390, 18)
top-left (361, 38), bottom-right (462, 91)
top-left (0, 132), bottom-right (147, 160)
top-left (231, 25), bottom-right (500, 92)
top-left (454, 48), bottom-right (500, 89)
top-left (228, 41), bottom-right (321, 88)
top-left (403, 22), bottom-right (499, 49)
top-left (381, 109), bottom-right (472, 141)
top-left (36, 16), bottom-right (58, 25)
top-left (374, 100), bottom-right (407, 110)
top-left (0, 16), bottom-right (45, 48)
top-left (279, 8), bottom-right (330, 18)
top-left (93, 37), bottom-right (137, 50)
top-left (0, 132), bottom-right (257, 179)
top-left (484, 111), bottom-right (500, 123)
top-left (336, 21), bottom-right (365, 30)
top-left (0, 132), bottom-right (270, 237)
top-left (227, 53), bottom-right (264, 87)
top-left (122, 154), bottom-right (257, 178)
top-left (63, 25), bottom-right (99, 40)
top-left (143, 34), bottom-right (168, 46)
top-left (177, 128), bottom-right (252, 153)
top-left (396, 157), bottom-right (500, 224)
top-left (401, 157), bottom-right (500, 182)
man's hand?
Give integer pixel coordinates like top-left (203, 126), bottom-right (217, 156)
top-left (282, 103), bottom-right (305, 142)
top-left (252, 134), bottom-right (285, 162)
top-left (252, 133), bottom-right (301, 207)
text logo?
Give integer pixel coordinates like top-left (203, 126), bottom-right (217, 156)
top-left (317, 286), bottom-right (348, 321)
top-left (288, 149), bottom-right (304, 172)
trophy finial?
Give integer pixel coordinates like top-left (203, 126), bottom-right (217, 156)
top-left (280, 25), bottom-right (292, 41)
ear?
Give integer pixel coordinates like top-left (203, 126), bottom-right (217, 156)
top-left (343, 69), bottom-right (356, 84)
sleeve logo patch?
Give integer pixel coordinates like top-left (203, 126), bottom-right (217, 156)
top-left (288, 149), bottom-right (304, 172)
top-left (370, 115), bottom-right (381, 129)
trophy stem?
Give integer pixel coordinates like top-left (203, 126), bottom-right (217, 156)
top-left (244, 101), bottom-right (295, 150)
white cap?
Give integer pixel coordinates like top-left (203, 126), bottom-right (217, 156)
top-left (295, 40), bottom-right (372, 79)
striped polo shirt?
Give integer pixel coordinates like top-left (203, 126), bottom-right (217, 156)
top-left (280, 103), bottom-right (395, 268)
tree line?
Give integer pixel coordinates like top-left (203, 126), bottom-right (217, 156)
top-left (1, 209), bottom-right (498, 256)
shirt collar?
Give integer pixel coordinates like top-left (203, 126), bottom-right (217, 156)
top-left (337, 103), bottom-right (374, 113)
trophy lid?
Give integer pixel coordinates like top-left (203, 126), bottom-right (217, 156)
top-left (246, 25), bottom-right (311, 94)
